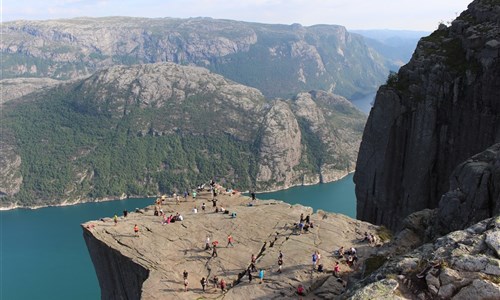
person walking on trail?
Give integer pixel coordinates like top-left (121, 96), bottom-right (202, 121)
top-left (200, 277), bottom-right (207, 292)
top-left (312, 252), bottom-right (318, 270)
top-left (227, 235), bottom-right (234, 247)
top-left (134, 224), bottom-right (139, 236)
top-left (250, 254), bottom-right (257, 271)
top-left (247, 268), bottom-right (253, 282)
top-left (259, 269), bottom-right (264, 284)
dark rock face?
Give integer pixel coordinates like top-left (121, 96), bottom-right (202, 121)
top-left (436, 143), bottom-right (500, 235)
top-left (354, 0), bottom-right (500, 231)
top-left (83, 228), bottom-right (149, 300)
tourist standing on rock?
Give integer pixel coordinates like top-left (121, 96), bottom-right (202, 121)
top-left (278, 250), bottom-right (284, 260)
top-left (312, 251), bottom-right (318, 270)
top-left (205, 236), bottom-right (211, 250)
top-left (250, 254), bottom-right (257, 271)
top-left (114, 214), bottom-right (118, 226)
top-left (183, 190), bottom-right (188, 201)
top-left (183, 270), bottom-right (189, 291)
top-left (297, 284), bottom-right (305, 299)
top-left (200, 277), bottom-right (207, 292)
top-left (259, 269), bottom-right (264, 284)
top-left (202, 202), bottom-right (206, 212)
top-left (212, 244), bottom-right (218, 257)
top-left (251, 191), bottom-right (256, 201)
top-left (247, 267), bottom-right (253, 282)
top-left (227, 234), bottom-right (234, 247)
top-left (305, 215), bottom-right (310, 224)
top-left (220, 278), bottom-right (226, 292)
top-left (213, 275), bottom-right (219, 288)
top-left (300, 213), bottom-right (304, 223)
top-left (134, 224), bottom-right (139, 236)
top-left (212, 198), bottom-right (218, 207)
top-left (316, 250), bottom-right (321, 265)
top-left (278, 257), bottom-right (283, 273)
top-left (334, 261), bottom-right (340, 277)
top-left (192, 190), bottom-right (197, 200)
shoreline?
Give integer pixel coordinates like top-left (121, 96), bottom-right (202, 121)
top-left (0, 195), bottom-right (152, 212)
top-left (254, 170), bottom-right (353, 194)
top-left (0, 171), bottom-right (354, 211)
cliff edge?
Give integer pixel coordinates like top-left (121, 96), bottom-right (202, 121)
top-left (82, 191), bottom-right (382, 299)
top-left (354, 0), bottom-right (500, 231)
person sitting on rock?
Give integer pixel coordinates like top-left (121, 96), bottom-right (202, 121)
top-left (346, 255), bottom-right (354, 267)
top-left (338, 246), bottom-right (345, 258)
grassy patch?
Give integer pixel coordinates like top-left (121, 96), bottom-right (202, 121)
top-left (364, 255), bottom-right (387, 277)
top-left (377, 226), bottom-right (393, 242)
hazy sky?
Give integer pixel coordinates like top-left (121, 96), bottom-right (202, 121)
top-left (2, 0), bottom-right (472, 31)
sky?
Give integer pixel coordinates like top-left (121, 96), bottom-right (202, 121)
top-left (2, 0), bottom-right (472, 31)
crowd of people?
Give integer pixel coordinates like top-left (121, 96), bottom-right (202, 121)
top-left (106, 179), bottom-right (377, 297)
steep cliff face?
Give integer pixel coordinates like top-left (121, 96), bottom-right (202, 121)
top-left (436, 143), bottom-right (500, 235)
top-left (83, 228), bottom-right (149, 300)
top-left (1, 17), bottom-right (387, 98)
top-left (355, 0), bottom-right (500, 231)
top-left (1, 63), bottom-right (365, 207)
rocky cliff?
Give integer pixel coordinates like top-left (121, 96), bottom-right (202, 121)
top-left (82, 190), bottom-right (500, 299)
top-left (1, 17), bottom-right (387, 99)
top-left (354, 0), bottom-right (500, 231)
top-left (0, 63), bottom-right (365, 208)
top-left (346, 214), bottom-right (500, 299)
top-left (82, 191), bottom-right (382, 299)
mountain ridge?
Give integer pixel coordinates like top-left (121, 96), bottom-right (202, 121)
top-left (0, 62), bottom-right (366, 208)
top-left (1, 16), bottom-right (388, 99)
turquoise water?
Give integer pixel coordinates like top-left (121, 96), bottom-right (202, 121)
top-left (256, 173), bottom-right (356, 218)
top-left (0, 173), bottom-right (355, 299)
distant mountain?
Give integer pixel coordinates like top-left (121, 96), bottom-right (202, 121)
top-left (0, 63), bottom-right (366, 208)
top-left (1, 17), bottom-right (389, 99)
top-left (351, 29), bottom-right (430, 71)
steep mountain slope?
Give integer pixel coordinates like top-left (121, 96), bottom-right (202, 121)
top-left (354, 0), bottom-right (500, 231)
top-left (1, 17), bottom-right (387, 99)
top-left (0, 63), bottom-right (365, 208)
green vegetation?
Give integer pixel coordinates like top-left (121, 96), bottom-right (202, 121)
top-left (363, 255), bottom-right (388, 277)
top-left (1, 85), bottom-right (259, 206)
top-left (377, 225), bottom-right (393, 242)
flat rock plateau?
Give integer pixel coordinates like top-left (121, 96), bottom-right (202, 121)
top-left (82, 191), bottom-right (380, 299)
